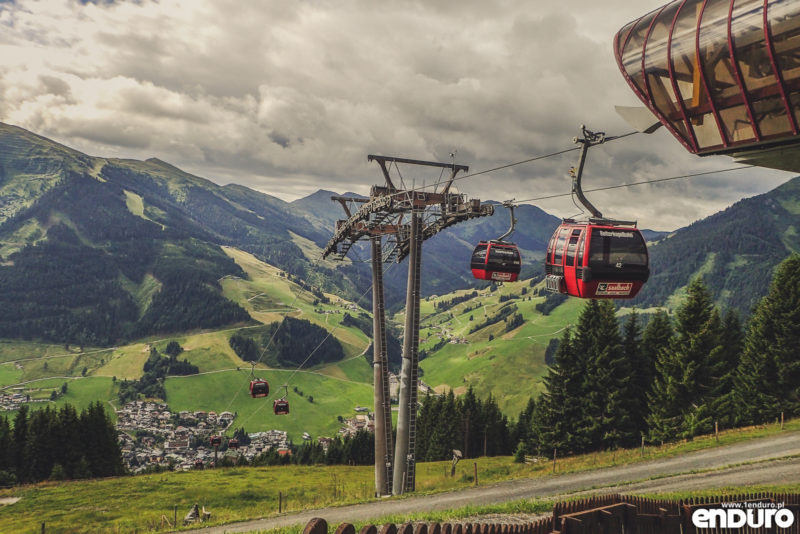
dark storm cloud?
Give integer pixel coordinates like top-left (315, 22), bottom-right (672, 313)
top-left (0, 0), bottom-right (795, 230)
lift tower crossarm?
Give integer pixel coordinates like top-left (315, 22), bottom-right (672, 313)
top-left (323, 192), bottom-right (473, 260)
top-left (368, 155), bottom-right (469, 194)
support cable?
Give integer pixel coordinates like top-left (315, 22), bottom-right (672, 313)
top-left (513, 165), bottom-right (754, 205)
top-left (366, 130), bottom-right (639, 197)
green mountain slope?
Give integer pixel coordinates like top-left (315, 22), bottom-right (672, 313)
top-left (633, 175), bottom-right (800, 314)
top-left (405, 279), bottom-right (583, 415)
top-left (0, 246), bottom-right (376, 439)
top-left (0, 123), bottom-right (344, 345)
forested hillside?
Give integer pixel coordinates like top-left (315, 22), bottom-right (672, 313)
top-left (633, 176), bottom-right (800, 315)
top-left (0, 123), bottom-right (336, 344)
top-left (524, 255), bottom-right (800, 457)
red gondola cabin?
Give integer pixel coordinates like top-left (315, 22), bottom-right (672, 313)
top-left (470, 241), bottom-right (521, 282)
top-left (210, 435), bottom-right (222, 447)
top-left (273, 399), bottom-right (290, 415)
top-left (545, 221), bottom-right (649, 299)
top-left (250, 379), bottom-right (269, 398)
top-left (229, 438), bottom-right (239, 450)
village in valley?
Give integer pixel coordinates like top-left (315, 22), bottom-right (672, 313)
top-left (113, 400), bottom-right (383, 473)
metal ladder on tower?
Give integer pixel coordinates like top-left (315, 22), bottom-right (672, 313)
top-left (405, 213), bottom-right (423, 492)
top-left (374, 249), bottom-right (394, 495)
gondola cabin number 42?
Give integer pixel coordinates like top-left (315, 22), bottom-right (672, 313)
top-left (545, 221), bottom-right (650, 299)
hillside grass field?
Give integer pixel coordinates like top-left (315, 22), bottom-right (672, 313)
top-left (0, 246), bottom-right (588, 441)
top-left (0, 420), bottom-right (796, 533)
top-left (412, 280), bottom-right (583, 415)
top-left (165, 369), bottom-right (374, 438)
top-left (0, 246), bottom-right (378, 441)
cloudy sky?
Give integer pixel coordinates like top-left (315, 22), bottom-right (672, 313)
top-left (0, 0), bottom-right (795, 230)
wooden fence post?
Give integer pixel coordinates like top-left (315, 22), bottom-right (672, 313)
top-left (473, 462), bottom-right (478, 486)
top-left (640, 436), bottom-right (645, 457)
top-left (173, 505), bottom-right (177, 528)
top-left (279, 491), bottom-right (283, 513)
top-left (552, 448), bottom-right (557, 473)
top-left (41, 522), bottom-right (45, 534)
top-left (781, 412), bottom-right (785, 430)
top-left (715, 421), bottom-right (719, 443)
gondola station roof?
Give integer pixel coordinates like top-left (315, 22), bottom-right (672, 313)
top-left (615, 0), bottom-right (800, 172)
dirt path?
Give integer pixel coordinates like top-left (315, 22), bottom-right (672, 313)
top-left (182, 431), bottom-right (800, 534)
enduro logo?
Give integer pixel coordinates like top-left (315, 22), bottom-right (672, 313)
top-left (691, 502), bottom-right (795, 529)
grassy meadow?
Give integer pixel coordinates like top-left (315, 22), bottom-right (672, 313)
top-left (0, 252), bottom-right (583, 441)
top-left (414, 280), bottom-right (582, 415)
top-left (0, 419), bottom-right (796, 533)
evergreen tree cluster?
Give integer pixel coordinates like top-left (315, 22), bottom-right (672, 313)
top-left (229, 332), bottom-right (260, 362)
top-left (118, 345), bottom-right (198, 402)
top-left (504, 313), bottom-right (525, 332)
top-left (0, 402), bottom-right (124, 485)
top-left (469, 304), bottom-right (517, 334)
top-left (251, 430), bottom-right (375, 467)
top-left (341, 312), bottom-right (373, 337)
top-left (260, 317), bottom-right (345, 368)
top-left (415, 388), bottom-right (513, 461)
top-left (535, 293), bottom-right (568, 316)
top-left (529, 255), bottom-right (800, 456)
top-left (433, 291), bottom-right (478, 311)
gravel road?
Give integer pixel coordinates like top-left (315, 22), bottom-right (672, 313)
top-left (183, 431), bottom-right (800, 534)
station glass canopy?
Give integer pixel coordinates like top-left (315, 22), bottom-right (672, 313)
top-left (615, 0), bottom-right (800, 157)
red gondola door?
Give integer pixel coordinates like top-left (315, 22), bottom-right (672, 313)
top-left (562, 227), bottom-right (585, 297)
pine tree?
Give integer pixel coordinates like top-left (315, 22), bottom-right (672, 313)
top-left (12, 406), bottom-right (30, 482)
top-left (80, 402), bottom-right (124, 477)
top-left (482, 395), bottom-right (509, 456)
top-left (647, 279), bottom-right (720, 441)
top-left (415, 392), bottom-right (436, 461)
top-left (735, 255), bottom-right (800, 423)
top-left (513, 397), bottom-right (536, 455)
top-left (708, 310), bottom-right (744, 428)
top-left (537, 327), bottom-right (592, 454)
top-left (622, 310), bottom-right (651, 439)
top-left (0, 416), bottom-right (11, 475)
top-left (641, 309), bottom-right (673, 361)
top-left (460, 387), bottom-right (483, 458)
top-left (26, 407), bottom-right (56, 482)
top-left (54, 404), bottom-right (82, 478)
top-left (577, 301), bottom-right (636, 450)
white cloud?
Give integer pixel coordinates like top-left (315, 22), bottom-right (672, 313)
top-left (0, 0), bottom-right (794, 230)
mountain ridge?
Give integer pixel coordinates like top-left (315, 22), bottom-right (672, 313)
top-left (2, 121), bottom-right (800, 345)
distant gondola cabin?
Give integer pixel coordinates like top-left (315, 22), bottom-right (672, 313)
top-left (273, 399), bottom-right (290, 415)
top-left (250, 379), bottom-right (269, 398)
top-left (470, 242), bottom-right (522, 282)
